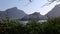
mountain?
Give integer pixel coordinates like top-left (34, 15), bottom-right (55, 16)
top-left (0, 7), bottom-right (27, 19)
top-left (21, 12), bottom-right (46, 21)
top-left (46, 4), bottom-right (60, 18)
top-left (0, 7), bottom-right (46, 20)
top-left (0, 11), bottom-right (6, 19)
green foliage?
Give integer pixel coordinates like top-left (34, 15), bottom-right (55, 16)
top-left (0, 19), bottom-right (24, 34)
top-left (1, 16), bottom-right (60, 34)
top-left (25, 20), bottom-right (41, 34)
top-left (42, 17), bottom-right (60, 34)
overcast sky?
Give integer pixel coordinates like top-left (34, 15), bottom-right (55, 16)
top-left (0, 0), bottom-right (59, 15)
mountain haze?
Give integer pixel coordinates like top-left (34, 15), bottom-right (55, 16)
top-left (46, 4), bottom-right (60, 18)
top-left (0, 7), bottom-right (27, 19)
top-left (0, 7), bottom-right (46, 20)
top-left (21, 12), bottom-right (46, 20)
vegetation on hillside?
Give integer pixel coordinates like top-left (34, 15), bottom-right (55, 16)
top-left (0, 16), bottom-right (60, 34)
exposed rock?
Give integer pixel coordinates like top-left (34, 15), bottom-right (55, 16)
top-left (0, 7), bottom-right (27, 19)
top-left (21, 12), bottom-right (46, 21)
top-left (46, 4), bottom-right (60, 18)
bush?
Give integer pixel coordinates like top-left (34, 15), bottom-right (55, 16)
top-left (42, 17), bottom-right (60, 34)
top-left (0, 17), bottom-right (60, 34)
top-left (0, 19), bottom-right (24, 34)
top-left (25, 20), bottom-right (42, 34)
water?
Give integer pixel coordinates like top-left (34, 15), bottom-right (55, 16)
top-left (21, 20), bottom-right (47, 24)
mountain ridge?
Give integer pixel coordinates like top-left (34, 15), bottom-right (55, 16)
top-left (0, 7), bottom-right (46, 20)
top-left (0, 7), bottom-right (27, 19)
top-left (21, 12), bottom-right (46, 20)
top-left (46, 4), bottom-right (60, 18)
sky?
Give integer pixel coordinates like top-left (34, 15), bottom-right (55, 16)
top-left (0, 0), bottom-right (60, 15)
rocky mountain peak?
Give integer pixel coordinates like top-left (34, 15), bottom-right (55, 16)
top-left (46, 4), bottom-right (60, 18)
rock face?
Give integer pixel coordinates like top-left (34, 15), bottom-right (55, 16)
top-left (21, 12), bottom-right (46, 21)
top-left (46, 4), bottom-right (60, 18)
top-left (0, 7), bottom-right (27, 19)
top-left (0, 11), bottom-right (6, 19)
top-left (0, 7), bottom-right (46, 20)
